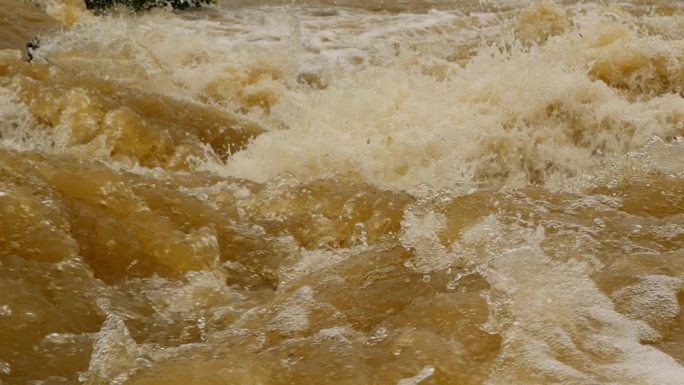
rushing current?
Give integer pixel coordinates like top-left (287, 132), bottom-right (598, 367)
top-left (1, 0), bottom-right (684, 384)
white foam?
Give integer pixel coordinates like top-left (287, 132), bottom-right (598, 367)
top-left (26, 2), bottom-right (684, 192)
top-left (452, 217), bottom-right (684, 385)
top-left (267, 285), bottom-right (315, 333)
top-left (397, 365), bottom-right (435, 385)
top-left (84, 315), bottom-right (141, 385)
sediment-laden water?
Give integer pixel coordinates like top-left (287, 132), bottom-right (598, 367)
top-left (1, 0), bottom-right (683, 384)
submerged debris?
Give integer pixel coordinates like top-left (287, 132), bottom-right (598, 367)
top-left (25, 39), bottom-right (39, 63)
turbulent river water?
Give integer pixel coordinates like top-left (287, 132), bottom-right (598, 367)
top-left (1, 0), bottom-right (684, 384)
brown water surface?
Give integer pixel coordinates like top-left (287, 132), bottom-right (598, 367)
top-left (1, 1), bottom-right (683, 384)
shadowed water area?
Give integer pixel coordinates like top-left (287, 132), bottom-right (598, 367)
top-left (0, 0), bottom-right (684, 384)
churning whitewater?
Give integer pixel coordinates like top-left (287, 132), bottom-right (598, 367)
top-left (0, 0), bottom-right (683, 384)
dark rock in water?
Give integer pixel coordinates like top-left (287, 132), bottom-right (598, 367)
top-left (26, 39), bottom-right (39, 63)
top-left (85, 0), bottom-right (216, 11)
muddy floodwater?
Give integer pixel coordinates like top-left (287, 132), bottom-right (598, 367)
top-left (0, 0), bottom-right (683, 384)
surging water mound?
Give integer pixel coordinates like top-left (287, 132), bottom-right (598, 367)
top-left (3, 145), bottom-right (683, 384)
top-left (32, 1), bottom-right (684, 191)
top-left (1, 1), bottom-right (684, 384)
top-left (220, 10), bottom-right (684, 191)
top-left (0, 50), bottom-right (262, 169)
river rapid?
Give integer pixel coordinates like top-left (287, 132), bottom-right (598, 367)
top-left (1, 0), bottom-right (683, 384)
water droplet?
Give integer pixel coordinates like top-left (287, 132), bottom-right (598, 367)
top-left (368, 327), bottom-right (389, 344)
top-left (22, 311), bottom-right (38, 322)
top-left (0, 305), bottom-right (11, 317)
top-left (0, 361), bottom-right (11, 375)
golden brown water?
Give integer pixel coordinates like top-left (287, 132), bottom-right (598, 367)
top-left (1, 0), bottom-right (684, 384)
